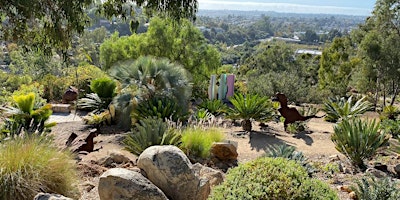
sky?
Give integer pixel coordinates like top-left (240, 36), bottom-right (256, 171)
top-left (198, 0), bottom-right (377, 16)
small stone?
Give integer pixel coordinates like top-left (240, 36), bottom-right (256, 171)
top-left (34, 193), bottom-right (73, 200)
top-left (80, 181), bottom-right (95, 192)
top-left (394, 164), bottom-right (400, 176)
top-left (366, 168), bottom-right (386, 178)
top-left (329, 154), bottom-right (340, 162)
top-left (338, 185), bottom-right (352, 193)
top-left (373, 162), bottom-right (388, 172)
top-left (349, 191), bottom-right (357, 199)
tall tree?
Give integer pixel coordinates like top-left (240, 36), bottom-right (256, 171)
top-left (318, 37), bottom-right (360, 97)
top-left (0, 0), bottom-right (198, 52)
top-left (100, 17), bottom-right (220, 97)
top-left (354, 0), bottom-right (400, 106)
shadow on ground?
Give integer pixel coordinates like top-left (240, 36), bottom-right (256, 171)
top-left (248, 131), bottom-right (295, 153)
top-left (293, 131), bottom-right (314, 146)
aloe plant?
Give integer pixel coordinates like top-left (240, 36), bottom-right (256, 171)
top-left (332, 118), bottom-right (389, 169)
top-left (123, 117), bottom-right (181, 156)
top-left (227, 93), bottom-right (273, 132)
top-left (323, 96), bottom-right (372, 122)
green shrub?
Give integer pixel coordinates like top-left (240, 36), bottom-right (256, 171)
top-left (0, 138), bottom-right (78, 200)
top-left (380, 119), bottom-right (400, 138)
top-left (181, 128), bottom-right (225, 158)
top-left (332, 118), bottom-right (389, 169)
top-left (67, 64), bottom-right (109, 96)
top-left (198, 99), bottom-right (228, 116)
top-left (39, 74), bottom-right (71, 103)
top-left (263, 144), bottom-right (314, 175)
top-left (132, 96), bottom-right (188, 123)
top-left (209, 157), bottom-right (338, 200)
top-left (351, 176), bottom-right (400, 200)
top-left (227, 93), bottom-right (273, 132)
top-left (90, 77), bottom-right (116, 100)
top-left (124, 117), bottom-right (181, 156)
top-left (323, 96), bottom-right (372, 122)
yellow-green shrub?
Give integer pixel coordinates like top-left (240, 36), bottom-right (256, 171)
top-left (209, 157), bottom-right (338, 200)
top-left (181, 128), bottom-right (225, 158)
top-left (0, 138), bottom-right (78, 200)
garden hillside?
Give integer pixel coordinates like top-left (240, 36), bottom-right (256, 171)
top-left (1, 0), bottom-right (400, 199)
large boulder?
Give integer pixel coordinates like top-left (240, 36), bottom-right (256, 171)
top-left (34, 193), bottom-right (73, 200)
top-left (98, 168), bottom-right (168, 200)
top-left (137, 145), bottom-right (210, 200)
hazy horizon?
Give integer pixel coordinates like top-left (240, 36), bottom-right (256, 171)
top-left (198, 0), bottom-right (376, 16)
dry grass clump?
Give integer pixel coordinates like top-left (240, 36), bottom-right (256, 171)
top-left (0, 137), bottom-right (78, 200)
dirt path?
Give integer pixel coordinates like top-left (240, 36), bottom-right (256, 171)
top-left (225, 117), bottom-right (339, 163)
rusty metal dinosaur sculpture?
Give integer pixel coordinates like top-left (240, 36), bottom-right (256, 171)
top-left (273, 93), bottom-right (320, 131)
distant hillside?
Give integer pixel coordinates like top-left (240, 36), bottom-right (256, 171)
top-left (198, 9), bottom-right (367, 20)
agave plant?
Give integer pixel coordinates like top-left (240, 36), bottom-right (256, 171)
top-left (351, 176), bottom-right (400, 200)
top-left (227, 93), bottom-right (273, 132)
top-left (78, 77), bottom-right (116, 113)
top-left (123, 117), bottom-right (181, 156)
top-left (132, 95), bottom-right (188, 123)
top-left (0, 93), bottom-right (55, 138)
top-left (323, 96), bottom-right (372, 122)
top-left (332, 118), bottom-right (389, 169)
top-left (263, 144), bottom-right (314, 174)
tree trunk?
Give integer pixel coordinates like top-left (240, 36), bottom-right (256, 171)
top-left (241, 119), bottom-right (252, 132)
top-left (390, 80), bottom-right (399, 106)
top-left (374, 76), bottom-right (380, 111)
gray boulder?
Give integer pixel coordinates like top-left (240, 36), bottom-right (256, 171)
top-left (192, 163), bottom-right (225, 188)
top-left (137, 145), bottom-right (210, 200)
top-left (98, 168), bottom-right (168, 200)
top-left (34, 193), bottom-right (73, 200)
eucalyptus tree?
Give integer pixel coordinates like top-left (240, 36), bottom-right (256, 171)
top-left (352, 0), bottom-right (400, 107)
top-left (0, 0), bottom-right (198, 52)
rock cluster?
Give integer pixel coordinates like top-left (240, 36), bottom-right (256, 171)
top-left (98, 145), bottom-right (224, 200)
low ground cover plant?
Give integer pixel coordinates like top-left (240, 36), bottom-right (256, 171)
top-left (209, 157), bottom-right (338, 200)
top-left (0, 137), bottom-right (78, 200)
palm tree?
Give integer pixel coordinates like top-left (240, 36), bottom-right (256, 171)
top-left (109, 56), bottom-right (192, 128)
top-left (227, 93), bottom-right (273, 132)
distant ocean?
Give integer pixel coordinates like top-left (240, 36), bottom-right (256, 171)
top-left (198, 0), bottom-right (374, 16)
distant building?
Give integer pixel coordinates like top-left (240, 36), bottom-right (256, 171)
top-left (295, 49), bottom-right (322, 56)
